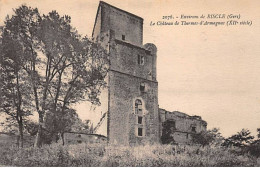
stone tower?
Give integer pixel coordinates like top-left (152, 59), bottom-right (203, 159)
top-left (92, 1), bottom-right (159, 145)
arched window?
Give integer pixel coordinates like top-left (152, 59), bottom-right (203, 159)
top-left (135, 99), bottom-right (142, 114)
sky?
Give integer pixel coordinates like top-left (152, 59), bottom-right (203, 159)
top-left (0, 0), bottom-right (260, 138)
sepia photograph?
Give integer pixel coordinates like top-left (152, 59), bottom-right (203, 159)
top-left (0, 0), bottom-right (260, 167)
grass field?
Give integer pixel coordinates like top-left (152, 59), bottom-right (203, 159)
top-left (0, 140), bottom-right (259, 167)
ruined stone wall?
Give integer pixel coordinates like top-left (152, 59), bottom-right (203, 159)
top-left (159, 109), bottom-right (207, 144)
top-left (63, 133), bottom-right (107, 145)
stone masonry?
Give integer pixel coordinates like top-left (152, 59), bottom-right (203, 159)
top-left (92, 1), bottom-right (207, 145)
top-left (159, 109), bottom-right (207, 144)
top-left (92, 1), bottom-right (159, 145)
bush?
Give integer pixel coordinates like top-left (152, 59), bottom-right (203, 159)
top-left (191, 128), bottom-right (224, 147)
top-left (0, 143), bottom-right (259, 167)
top-left (248, 140), bottom-right (260, 158)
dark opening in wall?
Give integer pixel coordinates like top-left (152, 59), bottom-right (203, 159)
top-left (138, 116), bottom-right (143, 124)
top-left (191, 127), bottom-right (196, 133)
top-left (138, 128), bottom-right (143, 136)
top-left (78, 134), bottom-right (81, 138)
top-left (140, 83), bottom-right (145, 92)
top-left (122, 34), bottom-right (125, 40)
top-left (138, 55), bottom-right (144, 65)
top-left (77, 140), bottom-right (82, 144)
top-left (161, 120), bottom-right (176, 144)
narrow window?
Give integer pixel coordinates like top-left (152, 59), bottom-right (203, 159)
top-left (138, 116), bottom-right (143, 124)
top-left (141, 56), bottom-right (144, 65)
top-left (138, 55), bottom-right (144, 65)
top-left (191, 126), bottom-right (196, 133)
top-left (186, 133), bottom-right (189, 139)
top-left (135, 103), bottom-right (138, 114)
top-left (135, 99), bottom-right (145, 137)
top-left (140, 83), bottom-right (145, 92)
top-left (122, 34), bottom-right (125, 40)
top-left (78, 134), bottom-right (81, 138)
top-left (138, 128), bottom-right (143, 136)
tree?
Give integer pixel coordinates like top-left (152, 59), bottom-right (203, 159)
top-left (191, 128), bottom-right (224, 147)
top-left (1, 5), bottom-right (108, 147)
top-left (30, 11), bottom-right (108, 147)
top-left (44, 106), bottom-right (79, 144)
top-left (79, 120), bottom-right (92, 133)
top-left (247, 128), bottom-right (260, 157)
top-left (23, 119), bottom-right (38, 136)
top-left (43, 106), bottom-right (93, 145)
top-left (222, 129), bottom-right (254, 147)
top-left (0, 7), bottom-right (38, 147)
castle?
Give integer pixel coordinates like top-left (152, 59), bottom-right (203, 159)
top-left (91, 1), bottom-right (207, 145)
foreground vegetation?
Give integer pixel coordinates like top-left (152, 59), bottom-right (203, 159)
top-left (0, 142), bottom-right (259, 167)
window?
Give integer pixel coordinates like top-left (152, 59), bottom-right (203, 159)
top-left (191, 126), bottom-right (196, 133)
top-left (135, 99), bottom-right (142, 114)
top-left (138, 116), bottom-right (143, 124)
top-left (140, 83), bottom-right (145, 92)
top-left (138, 55), bottom-right (144, 65)
top-left (138, 128), bottom-right (143, 136)
top-left (134, 99), bottom-right (145, 137)
top-left (78, 134), bottom-right (81, 138)
top-left (122, 34), bottom-right (125, 40)
top-left (186, 133), bottom-right (189, 139)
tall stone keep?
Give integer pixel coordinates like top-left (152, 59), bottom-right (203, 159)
top-left (92, 1), bottom-right (160, 145)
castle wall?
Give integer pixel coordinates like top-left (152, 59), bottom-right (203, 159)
top-left (108, 70), bottom-right (159, 145)
top-left (91, 2), bottom-right (160, 145)
top-left (109, 39), bottom-right (156, 81)
top-left (93, 1), bottom-right (143, 46)
top-left (159, 109), bottom-right (207, 144)
top-left (91, 1), bottom-right (207, 146)
top-left (63, 133), bottom-right (107, 145)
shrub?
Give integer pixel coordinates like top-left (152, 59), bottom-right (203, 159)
top-left (248, 140), bottom-right (260, 158)
top-left (191, 128), bottom-right (224, 147)
top-left (0, 143), bottom-right (259, 167)
top-left (222, 129), bottom-right (254, 147)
